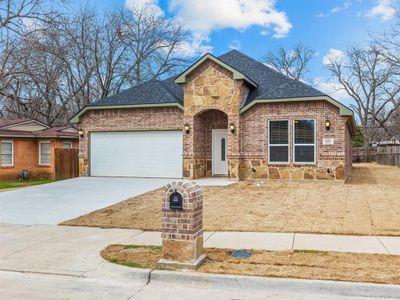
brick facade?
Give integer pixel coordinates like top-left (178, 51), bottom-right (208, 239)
top-left (77, 58), bottom-right (353, 181)
top-left (77, 107), bottom-right (183, 176)
top-left (0, 138), bottom-right (78, 180)
top-left (160, 181), bottom-right (204, 266)
top-left (239, 101), bottom-right (351, 180)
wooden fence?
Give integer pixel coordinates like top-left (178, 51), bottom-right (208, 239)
top-left (55, 148), bottom-right (79, 180)
top-left (353, 145), bottom-right (400, 166)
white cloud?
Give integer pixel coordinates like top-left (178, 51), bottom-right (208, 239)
top-left (323, 48), bottom-right (346, 65)
top-left (366, 0), bottom-right (397, 21)
top-left (314, 77), bottom-right (350, 101)
top-left (175, 34), bottom-right (213, 57)
top-left (331, 1), bottom-right (351, 13)
top-left (229, 39), bottom-right (241, 50)
top-left (317, 1), bottom-right (351, 18)
top-left (169, 0), bottom-right (292, 39)
top-left (125, 0), bottom-right (164, 16)
top-left (260, 30), bottom-right (269, 36)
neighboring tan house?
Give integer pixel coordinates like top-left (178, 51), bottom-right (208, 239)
top-left (0, 119), bottom-right (79, 180)
top-left (71, 50), bottom-right (356, 181)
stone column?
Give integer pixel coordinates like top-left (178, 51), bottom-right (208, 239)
top-left (158, 181), bottom-right (206, 269)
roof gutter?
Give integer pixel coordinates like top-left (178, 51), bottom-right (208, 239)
top-left (0, 134), bottom-right (77, 139)
top-left (70, 103), bottom-right (184, 124)
top-left (240, 96), bottom-right (356, 134)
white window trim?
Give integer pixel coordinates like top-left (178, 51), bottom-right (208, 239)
top-left (1, 140), bottom-right (14, 167)
top-left (63, 142), bottom-right (72, 149)
top-left (293, 119), bottom-right (317, 164)
top-left (39, 141), bottom-right (51, 166)
top-left (268, 119), bottom-right (290, 164)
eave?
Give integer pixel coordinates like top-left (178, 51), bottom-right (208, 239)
top-left (70, 103), bottom-right (184, 124)
top-left (240, 96), bottom-right (356, 135)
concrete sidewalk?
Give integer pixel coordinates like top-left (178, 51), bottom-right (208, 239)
top-left (1, 224), bottom-right (400, 299)
top-left (122, 229), bottom-right (400, 255)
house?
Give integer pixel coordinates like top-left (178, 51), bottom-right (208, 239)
top-left (71, 50), bottom-right (355, 181)
top-left (0, 119), bottom-right (79, 180)
top-left (371, 136), bottom-right (400, 146)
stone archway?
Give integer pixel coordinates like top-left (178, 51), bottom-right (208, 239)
top-left (184, 109), bottom-right (228, 179)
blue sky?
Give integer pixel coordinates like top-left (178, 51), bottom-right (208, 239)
top-left (74, 0), bottom-right (398, 106)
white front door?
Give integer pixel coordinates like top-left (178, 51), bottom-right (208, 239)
top-left (212, 129), bottom-right (228, 175)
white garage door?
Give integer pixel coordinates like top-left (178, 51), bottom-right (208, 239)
top-left (90, 131), bottom-right (183, 178)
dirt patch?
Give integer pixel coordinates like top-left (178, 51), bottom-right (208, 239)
top-left (101, 245), bottom-right (161, 269)
top-left (101, 244), bottom-right (400, 285)
top-left (62, 163), bottom-right (400, 236)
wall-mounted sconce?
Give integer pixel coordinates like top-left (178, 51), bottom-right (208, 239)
top-left (229, 123), bottom-right (236, 134)
top-left (184, 124), bottom-right (190, 134)
top-left (325, 120), bottom-right (331, 131)
top-left (78, 129), bottom-right (84, 138)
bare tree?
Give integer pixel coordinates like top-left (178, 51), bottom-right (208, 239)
top-left (1, 3), bottom-right (191, 125)
top-left (326, 45), bottom-right (400, 146)
top-left (0, 0), bottom-right (56, 33)
top-left (263, 43), bottom-right (315, 81)
top-left (119, 6), bottom-right (190, 85)
top-left (0, 0), bottom-right (59, 119)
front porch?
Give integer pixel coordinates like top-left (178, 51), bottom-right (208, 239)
top-left (182, 109), bottom-right (239, 180)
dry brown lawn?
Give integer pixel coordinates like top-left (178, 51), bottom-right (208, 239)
top-left (101, 245), bottom-right (400, 285)
top-left (62, 163), bottom-right (400, 236)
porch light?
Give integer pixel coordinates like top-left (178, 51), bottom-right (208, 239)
top-left (184, 124), bottom-right (190, 134)
top-left (78, 129), bottom-right (84, 137)
top-left (325, 120), bottom-right (331, 130)
top-left (229, 123), bottom-right (236, 134)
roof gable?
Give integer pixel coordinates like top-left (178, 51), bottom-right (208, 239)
top-left (0, 119), bottom-right (49, 131)
top-left (174, 53), bottom-right (258, 88)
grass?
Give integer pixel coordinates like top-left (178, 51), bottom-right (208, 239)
top-left (101, 244), bottom-right (400, 285)
top-left (62, 163), bottom-right (400, 236)
top-left (0, 179), bottom-right (56, 190)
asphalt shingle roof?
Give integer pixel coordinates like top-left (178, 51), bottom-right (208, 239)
top-left (89, 50), bottom-right (327, 108)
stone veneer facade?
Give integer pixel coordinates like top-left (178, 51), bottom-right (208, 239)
top-left (77, 58), bottom-right (353, 181)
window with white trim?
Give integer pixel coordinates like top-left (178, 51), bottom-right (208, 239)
top-left (1, 141), bottom-right (13, 166)
top-left (268, 120), bottom-right (289, 163)
top-left (39, 142), bottom-right (51, 165)
top-left (63, 142), bottom-right (72, 149)
top-left (294, 119), bottom-right (316, 163)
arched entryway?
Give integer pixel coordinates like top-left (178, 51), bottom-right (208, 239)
top-left (187, 109), bottom-right (228, 179)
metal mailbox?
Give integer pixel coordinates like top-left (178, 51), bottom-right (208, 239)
top-left (169, 190), bottom-right (183, 210)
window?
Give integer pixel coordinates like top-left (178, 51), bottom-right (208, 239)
top-left (39, 142), bottom-right (51, 165)
top-left (63, 142), bottom-right (72, 149)
top-left (221, 138), bottom-right (226, 161)
top-left (1, 141), bottom-right (13, 166)
top-left (268, 120), bottom-right (289, 163)
top-left (294, 119), bottom-right (316, 163)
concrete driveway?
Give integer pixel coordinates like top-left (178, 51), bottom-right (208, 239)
top-left (0, 177), bottom-right (172, 225)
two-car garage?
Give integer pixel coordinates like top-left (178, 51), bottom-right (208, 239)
top-left (90, 131), bottom-right (183, 178)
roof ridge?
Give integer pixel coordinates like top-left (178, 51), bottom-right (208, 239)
top-left (219, 49), bottom-right (328, 97)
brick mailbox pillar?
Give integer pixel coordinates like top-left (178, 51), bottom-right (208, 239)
top-left (158, 181), bottom-right (206, 269)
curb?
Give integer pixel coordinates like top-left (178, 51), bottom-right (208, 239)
top-left (150, 270), bottom-right (400, 299)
